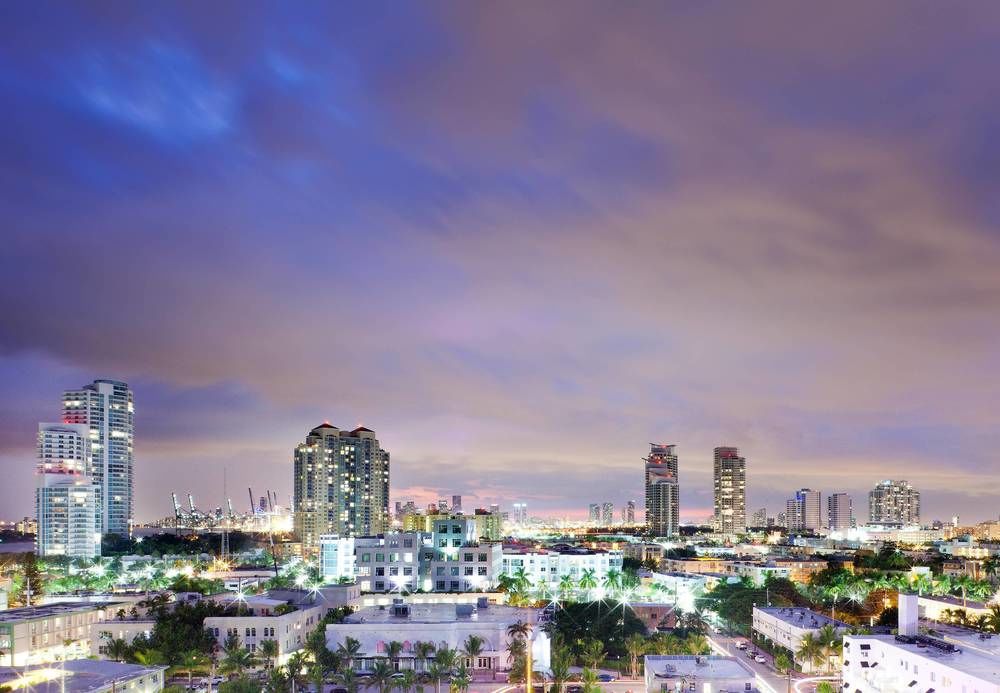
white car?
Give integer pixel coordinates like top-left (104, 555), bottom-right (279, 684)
top-left (735, 642), bottom-right (748, 650)
top-left (754, 655), bottom-right (767, 664)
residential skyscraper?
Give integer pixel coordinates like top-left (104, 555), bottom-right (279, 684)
top-left (751, 507), bottom-right (768, 528)
top-left (785, 489), bottom-right (822, 532)
top-left (512, 502), bottom-right (527, 524)
top-left (35, 423), bottom-right (99, 557)
top-left (588, 503), bottom-right (600, 523)
top-left (713, 446), bottom-right (746, 534)
top-left (62, 379), bottom-right (134, 537)
top-left (645, 443), bottom-right (680, 537)
top-left (601, 502), bottom-right (614, 526)
top-left (292, 423), bottom-right (390, 554)
top-left (828, 492), bottom-right (854, 531)
top-left (623, 499), bottom-right (636, 525)
top-left (451, 495), bottom-right (462, 513)
top-left (868, 480), bottom-right (920, 525)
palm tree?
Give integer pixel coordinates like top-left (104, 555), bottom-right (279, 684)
top-left (578, 569), bottom-right (598, 598)
top-left (461, 635), bottom-right (485, 675)
top-left (549, 641), bottom-right (572, 692)
top-left (370, 659), bottom-right (395, 693)
top-left (287, 651), bottom-right (309, 692)
top-left (260, 639), bottom-right (280, 670)
top-left (221, 634), bottom-right (255, 678)
top-left (336, 668), bottom-right (361, 693)
top-left (412, 641), bottom-right (436, 673)
top-left (395, 669), bottom-right (417, 693)
top-left (265, 666), bottom-right (290, 693)
top-left (449, 663), bottom-right (470, 693)
top-left (624, 634), bottom-right (647, 678)
top-left (580, 639), bottom-right (605, 670)
top-left (989, 605), bottom-right (1000, 635)
top-left (683, 634), bottom-right (709, 656)
top-left (177, 650), bottom-right (210, 688)
top-left (103, 636), bottom-right (131, 662)
top-left (336, 637), bottom-right (361, 671)
top-left (386, 641), bottom-right (404, 672)
top-left (132, 648), bottom-right (165, 666)
top-left (602, 569), bottom-right (622, 597)
top-left (911, 573), bottom-right (933, 596)
top-left (557, 574), bottom-right (576, 601)
top-left (796, 633), bottom-right (825, 673)
top-left (580, 668), bottom-right (601, 693)
top-left (816, 624), bottom-right (843, 673)
top-left (426, 661), bottom-right (450, 693)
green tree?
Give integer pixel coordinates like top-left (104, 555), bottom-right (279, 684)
top-left (449, 663), bottom-right (470, 693)
top-left (580, 639), bottom-right (605, 669)
top-left (548, 639), bottom-right (572, 692)
top-left (394, 669), bottom-right (417, 693)
top-left (774, 651), bottom-right (792, 674)
top-left (624, 634), bottom-right (647, 678)
top-left (176, 650), bottom-right (210, 688)
top-left (577, 569), bottom-right (598, 597)
top-left (218, 676), bottom-right (263, 693)
top-left (413, 641), bottom-right (436, 673)
top-left (335, 669), bottom-right (360, 693)
top-left (369, 659), bottom-right (395, 693)
top-left (336, 636), bottom-right (361, 671)
top-left (221, 634), bottom-right (255, 678)
top-left (580, 668), bottom-right (600, 693)
top-left (259, 640), bottom-right (279, 670)
top-left (796, 633), bottom-right (825, 672)
top-left (461, 634), bottom-right (485, 675)
top-left (816, 683), bottom-right (836, 693)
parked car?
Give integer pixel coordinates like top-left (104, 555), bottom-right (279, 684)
top-left (332, 688), bottom-right (348, 693)
top-left (735, 642), bottom-right (748, 650)
top-left (597, 674), bottom-right (616, 682)
top-left (566, 686), bottom-right (584, 693)
top-left (754, 655), bottom-right (767, 664)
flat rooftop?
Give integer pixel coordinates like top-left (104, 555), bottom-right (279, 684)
top-left (756, 607), bottom-right (849, 629)
top-left (344, 602), bottom-right (539, 625)
top-left (645, 656), bottom-right (750, 680)
top-left (0, 660), bottom-right (164, 693)
top-left (847, 634), bottom-right (1000, 684)
top-left (0, 601), bottom-right (114, 623)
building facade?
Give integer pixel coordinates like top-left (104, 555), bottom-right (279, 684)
top-left (0, 602), bottom-right (119, 666)
top-left (500, 547), bottom-right (623, 593)
top-left (623, 500), bottom-right (636, 525)
top-left (868, 479), bottom-right (920, 525)
top-left (827, 492), bottom-right (853, 531)
top-left (786, 489), bottom-right (821, 532)
top-left (752, 606), bottom-right (849, 673)
top-left (601, 502), bottom-right (614, 526)
top-left (713, 447), bottom-right (746, 534)
top-left (292, 424), bottom-right (390, 554)
top-left (62, 380), bottom-right (134, 537)
top-left (645, 444), bottom-right (680, 537)
top-left (35, 423), bottom-right (100, 558)
top-left (326, 601), bottom-right (550, 675)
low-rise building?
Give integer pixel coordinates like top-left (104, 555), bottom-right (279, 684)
top-left (0, 602), bottom-right (121, 666)
top-left (630, 602), bottom-right (676, 633)
top-left (643, 655), bottom-right (754, 692)
top-left (0, 659), bottom-right (166, 693)
top-left (326, 599), bottom-right (550, 675)
top-left (918, 594), bottom-right (996, 623)
top-left (660, 557), bottom-right (732, 575)
top-left (622, 543), bottom-right (666, 566)
top-left (751, 606), bottom-right (849, 673)
top-left (203, 585), bottom-right (359, 665)
top-left (842, 632), bottom-right (1000, 692)
top-left (500, 546), bottom-right (623, 592)
top-left (90, 619), bottom-right (156, 656)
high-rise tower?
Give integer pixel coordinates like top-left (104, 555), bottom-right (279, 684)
top-left (786, 488), bottom-right (822, 532)
top-left (35, 422), bottom-right (100, 557)
top-left (645, 443), bottom-right (680, 537)
top-left (713, 446), bottom-right (746, 534)
top-left (292, 423), bottom-right (390, 554)
top-left (868, 480), bottom-right (920, 525)
top-left (62, 379), bottom-right (134, 537)
top-left (828, 492), bottom-right (854, 531)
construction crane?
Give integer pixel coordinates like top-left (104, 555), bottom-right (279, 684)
top-left (248, 487), bottom-right (255, 514)
top-left (188, 494), bottom-right (196, 513)
top-left (171, 492), bottom-right (183, 535)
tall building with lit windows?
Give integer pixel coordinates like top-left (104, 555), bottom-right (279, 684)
top-left (292, 423), bottom-right (390, 554)
top-left (713, 446), bottom-right (746, 534)
top-left (868, 480), bottom-right (920, 525)
top-left (62, 379), bottom-right (134, 537)
top-left (645, 444), bottom-right (680, 537)
top-left (35, 422), bottom-right (100, 557)
top-left (828, 492), bottom-right (854, 531)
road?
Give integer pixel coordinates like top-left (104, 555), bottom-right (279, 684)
top-left (706, 631), bottom-right (794, 693)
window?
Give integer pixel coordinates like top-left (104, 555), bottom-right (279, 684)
top-left (450, 581), bottom-right (459, 591)
top-left (403, 567), bottom-right (413, 576)
top-left (478, 567), bottom-right (487, 576)
top-left (376, 567), bottom-right (385, 576)
top-left (451, 567), bottom-right (460, 576)
top-left (389, 567), bottom-right (399, 576)
top-left (464, 553), bottom-right (474, 562)
top-left (436, 581), bottom-right (446, 591)
top-left (452, 525), bottom-right (461, 533)
top-left (376, 553), bottom-right (385, 562)
top-left (465, 567), bottom-right (474, 575)
top-left (479, 553), bottom-right (487, 562)
top-left (361, 553), bottom-right (371, 562)
top-left (375, 581), bottom-right (385, 591)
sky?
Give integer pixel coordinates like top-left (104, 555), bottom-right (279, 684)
top-left (2, 2), bottom-right (1000, 525)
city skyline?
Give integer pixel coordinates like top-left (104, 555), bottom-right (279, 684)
top-left (4, 5), bottom-right (1000, 523)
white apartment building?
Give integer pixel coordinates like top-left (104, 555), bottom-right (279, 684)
top-left (62, 380), bottom-right (134, 537)
top-left (326, 600), bottom-right (550, 674)
top-left (35, 423), bottom-right (100, 558)
top-left (91, 619), bottom-right (156, 656)
top-left (203, 585), bottom-right (359, 664)
top-left (0, 602), bottom-right (121, 666)
top-left (500, 547), bottom-right (623, 590)
top-left (752, 606), bottom-right (849, 673)
top-left (644, 656), bottom-right (753, 693)
top-left (354, 533), bottom-right (427, 592)
top-left (318, 535), bottom-right (356, 582)
top-left (0, 660), bottom-right (166, 693)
